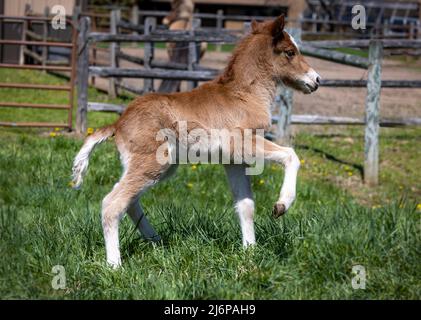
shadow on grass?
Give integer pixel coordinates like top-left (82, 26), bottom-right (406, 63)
top-left (296, 144), bottom-right (364, 177)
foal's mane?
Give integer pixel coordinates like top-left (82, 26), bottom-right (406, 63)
top-left (217, 34), bottom-right (254, 85)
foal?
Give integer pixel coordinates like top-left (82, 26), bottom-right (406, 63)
top-left (72, 15), bottom-right (320, 267)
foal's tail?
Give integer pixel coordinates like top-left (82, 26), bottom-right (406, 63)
top-left (71, 125), bottom-right (115, 189)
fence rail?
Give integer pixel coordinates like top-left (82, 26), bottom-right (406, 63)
top-left (88, 31), bottom-right (421, 47)
top-left (307, 39), bottom-right (421, 48)
top-left (88, 31), bottom-right (239, 43)
top-left (276, 115), bottom-right (421, 127)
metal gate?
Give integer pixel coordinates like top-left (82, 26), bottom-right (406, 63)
top-left (0, 15), bottom-right (77, 129)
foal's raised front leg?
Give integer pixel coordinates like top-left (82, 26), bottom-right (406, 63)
top-left (224, 164), bottom-right (256, 247)
top-left (259, 137), bottom-right (300, 217)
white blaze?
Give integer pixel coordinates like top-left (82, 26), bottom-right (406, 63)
top-left (286, 31), bottom-right (300, 52)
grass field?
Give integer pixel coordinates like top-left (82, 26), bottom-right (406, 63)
top-left (0, 69), bottom-right (420, 299)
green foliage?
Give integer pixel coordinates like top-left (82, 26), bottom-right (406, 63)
top-left (335, 48), bottom-right (369, 58)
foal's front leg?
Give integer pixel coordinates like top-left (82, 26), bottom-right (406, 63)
top-left (224, 164), bottom-right (256, 247)
top-left (259, 137), bottom-right (300, 217)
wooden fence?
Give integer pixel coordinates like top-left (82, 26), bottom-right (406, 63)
top-left (82, 5), bottom-right (420, 40)
top-left (19, 5), bottom-right (76, 67)
top-left (76, 12), bottom-right (421, 186)
top-left (0, 14), bottom-right (77, 130)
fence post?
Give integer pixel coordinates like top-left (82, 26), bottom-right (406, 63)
top-left (109, 9), bottom-right (121, 98)
top-left (19, 4), bottom-right (31, 65)
top-left (143, 17), bottom-right (156, 93)
top-left (19, 22), bottom-right (27, 65)
top-left (364, 40), bottom-right (383, 186)
top-left (76, 17), bottom-right (90, 135)
top-left (382, 20), bottom-right (389, 38)
top-left (274, 27), bottom-right (302, 145)
top-left (42, 6), bottom-right (49, 71)
top-left (243, 21), bottom-right (251, 33)
top-left (187, 18), bottom-right (200, 91)
top-left (131, 4), bottom-right (139, 49)
top-left (72, 6), bottom-right (81, 86)
top-left (409, 21), bottom-right (415, 39)
top-left (216, 9), bottom-right (223, 52)
top-left (311, 13), bottom-right (317, 33)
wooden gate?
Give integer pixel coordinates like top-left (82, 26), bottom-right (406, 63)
top-left (0, 15), bottom-right (77, 129)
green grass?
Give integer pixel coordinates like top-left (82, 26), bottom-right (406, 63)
top-left (0, 69), bottom-right (420, 299)
top-left (335, 48), bottom-right (368, 58)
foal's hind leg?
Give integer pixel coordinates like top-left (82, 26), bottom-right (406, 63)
top-left (126, 164), bottom-right (178, 241)
top-left (102, 162), bottom-right (164, 268)
top-left (127, 200), bottom-right (161, 242)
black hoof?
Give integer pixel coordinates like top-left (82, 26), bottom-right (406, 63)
top-left (272, 203), bottom-right (286, 218)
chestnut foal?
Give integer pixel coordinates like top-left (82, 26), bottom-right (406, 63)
top-left (72, 15), bottom-right (320, 267)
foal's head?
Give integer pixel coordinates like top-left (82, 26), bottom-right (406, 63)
top-left (249, 15), bottom-right (321, 94)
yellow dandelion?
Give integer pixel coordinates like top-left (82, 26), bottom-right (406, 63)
top-left (416, 203), bottom-right (421, 211)
top-left (187, 182), bottom-right (193, 188)
top-left (49, 132), bottom-right (57, 137)
top-left (348, 171), bottom-right (353, 177)
top-left (54, 127), bottom-right (61, 132)
top-left (68, 181), bottom-right (75, 188)
top-left (87, 127), bottom-right (94, 135)
top-left (399, 185), bottom-right (403, 190)
top-left (300, 159), bottom-right (305, 165)
top-left (191, 165), bottom-right (197, 170)
top-left (259, 179), bottom-right (265, 185)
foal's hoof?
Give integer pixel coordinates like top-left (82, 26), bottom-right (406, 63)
top-left (272, 203), bottom-right (286, 218)
top-left (107, 259), bottom-right (122, 269)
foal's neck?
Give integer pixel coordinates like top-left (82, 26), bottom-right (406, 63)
top-left (218, 35), bottom-right (277, 108)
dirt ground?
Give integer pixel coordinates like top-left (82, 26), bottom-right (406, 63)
top-left (92, 47), bottom-right (421, 119)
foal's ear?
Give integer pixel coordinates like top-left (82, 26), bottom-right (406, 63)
top-left (271, 14), bottom-right (285, 43)
top-left (251, 20), bottom-right (259, 33)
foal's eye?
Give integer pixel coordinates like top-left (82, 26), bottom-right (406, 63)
top-left (286, 50), bottom-right (295, 58)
